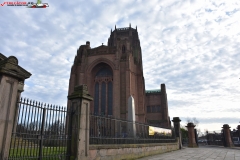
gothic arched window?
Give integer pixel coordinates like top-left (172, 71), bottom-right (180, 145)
top-left (108, 81), bottom-right (113, 115)
top-left (94, 83), bottom-right (99, 114)
top-left (94, 66), bottom-right (113, 116)
top-left (122, 45), bottom-right (126, 53)
top-left (101, 82), bottom-right (106, 115)
top-left (96, 68), bottom-right (112, 77)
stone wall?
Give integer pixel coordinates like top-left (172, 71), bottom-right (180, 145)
top-left (88, 141), bottom-right (179, 160)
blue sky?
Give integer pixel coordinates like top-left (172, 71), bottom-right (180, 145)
top-left (1, 0), bottom-right (240, 132)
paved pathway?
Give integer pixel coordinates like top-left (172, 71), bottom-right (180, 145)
top-left (137, 146), bottom-right (240, 160)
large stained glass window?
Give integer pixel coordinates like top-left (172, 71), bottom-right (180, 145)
top-left (108, 82), bottom-right (113, 115)
top-left (94, 83), bottom-right (99, 114)
top-left (101, 82), bottom-right (106, 115)
top-left (94, 66), bottom-right (113, 116)
top-left (96, 68), bottom-right (113, 77)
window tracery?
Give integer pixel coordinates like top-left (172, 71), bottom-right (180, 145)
top-left (94, 67), bottom-right (113, 115)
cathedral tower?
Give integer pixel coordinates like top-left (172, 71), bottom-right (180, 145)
top-left (67, 25), bottom-right (170, 127)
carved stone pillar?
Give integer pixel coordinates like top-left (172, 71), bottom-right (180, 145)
top-left (172, 117), bottom-right (182, 149)
top-left (67, 85), bottom-right (93, 160)
top-left (186, 122), bottom-right (198, 148)
top-left (222, 124), bottom-right (234, 147)
top-left (237, 125), bottom-right (240, 144)
top-left (0, 53), bottom-right (31, 160)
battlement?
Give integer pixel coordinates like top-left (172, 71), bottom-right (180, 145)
top-left (117, 27), bottom-right (130, 31)
top-left (116, 27), bottom-right (137, 32)
top-left (145, 89), bottom-right (161, 94)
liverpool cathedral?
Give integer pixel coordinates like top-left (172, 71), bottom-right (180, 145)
top-left (67, 25), bottom-right (171, 128)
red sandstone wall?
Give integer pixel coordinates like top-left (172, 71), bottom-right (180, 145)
top-left (67, 27), bottom-right (170, 127)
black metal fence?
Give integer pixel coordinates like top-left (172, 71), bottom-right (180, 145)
top-left (206, 130), bottom-right (225, 146)
top-left (8, 98), bottom-right (70, 160)
top-left (9, 98), bottom-right (177, 159)
top-left (90, 114), bottom-right (176, 144)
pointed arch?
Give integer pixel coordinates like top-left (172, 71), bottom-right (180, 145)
top-left (91, 62), bottom-right (114, 116)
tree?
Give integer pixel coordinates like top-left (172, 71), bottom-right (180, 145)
top-left (28, 121), bottom-right (41, 131)
top-left (180, 126), bottom-right (188, 145)
top-left (186, 117), bottom-right (201, 136)
top-left (186, 117), bottom-right (199, 126)
top-left (44, 120), bottom-right (65, 147)
top-left (181, 127), bottom-right (188, 138)
top-left (48, 120), bottom-right (65, 135)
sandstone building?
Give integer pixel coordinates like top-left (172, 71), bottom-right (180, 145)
top-left (67, 25), bottom-right (171, 128)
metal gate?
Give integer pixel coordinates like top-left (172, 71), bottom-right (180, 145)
top-left (206, 130), bottom-right (224, 146)
top-left (8, 98), bottom-right (70, 160)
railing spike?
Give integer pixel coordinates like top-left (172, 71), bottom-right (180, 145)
top-left (44, 103), bottom-right (46, 108)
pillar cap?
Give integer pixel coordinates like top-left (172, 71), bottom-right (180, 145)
top-left (172, 117), bottom-right (181, 122)
top-left (222, 124), bottom-right (231, 129)
top-left (186, 122), bottom-right (195, 128)
top-left (0, 53), bottom-right (31, 81)
top-left (237, 125), bottom-right (240, 130)
top-left (68, 84), bottom-right (93, 101)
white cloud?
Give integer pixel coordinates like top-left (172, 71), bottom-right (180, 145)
top-left (0, 0), bottom-right (239, 130)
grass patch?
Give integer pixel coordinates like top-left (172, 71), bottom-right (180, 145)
top-left (9, 147), bottom-right (67, 160)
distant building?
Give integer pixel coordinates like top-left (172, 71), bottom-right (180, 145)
top-left (67, 25), bottom-right (171, 128)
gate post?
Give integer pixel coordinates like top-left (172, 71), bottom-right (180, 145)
top-left (186, 122), bottom-right (198, 148)
top-left (222, 124), bottom-right (234, 147)
top-left (0, 53), bottom-right (31, 160)
top-left (67, 85), bottom-right (93, 160)
top-left (172, 117), bottom-right (182, 149)
top-left (237, 125), bottom-right (240, 145)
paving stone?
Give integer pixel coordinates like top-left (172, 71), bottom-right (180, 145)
top-left (137, 146), bottom-right (240, 160)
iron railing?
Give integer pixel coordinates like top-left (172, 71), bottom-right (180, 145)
top-left (9, 97), bottom-right (177, 159)
top-left (90, 114), bottom-right (176, 144)
top-left (8, 98), bottom-right (70, 160)
top-left (206, 130), bottom-right (224, 146)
